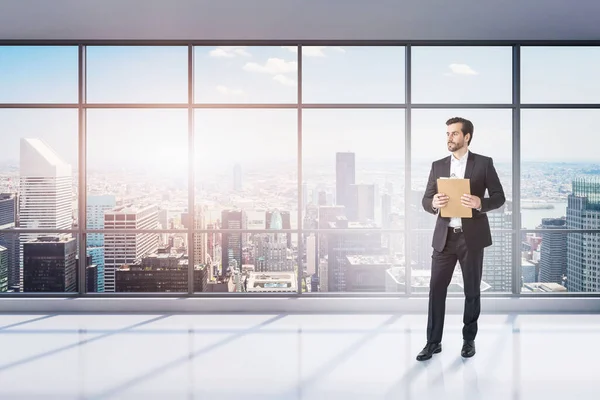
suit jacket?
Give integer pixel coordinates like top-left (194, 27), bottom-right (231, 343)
top-left (422, 151), bottom-right (506, 252)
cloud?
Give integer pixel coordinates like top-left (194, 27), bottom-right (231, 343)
top-left (281, 46), bottom-right (344, 57)
top-left (447, 63), bottom-right (478, 75)
top-left (243, 58), bottom-right (297, 74)
top-left (209, 46), bottom-right (251, 58)
top-left (302, 47), bottom-right (327, 57)
top-left (216, 85), bottom-right (245, 96)
top-left (273, 75), bottom-right (296, 87)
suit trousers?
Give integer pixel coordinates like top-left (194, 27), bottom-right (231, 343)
top-left (426, 228), bottom-right (484, 344)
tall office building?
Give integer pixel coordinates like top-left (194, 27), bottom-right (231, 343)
top-left (326, 217), bottom-right (384, 292)
top-left (19, 138), bottom-right (72, 291)
top-left (116, 253), bottom-right (208, 293)
top-left (302, 182), bottom-right (308, 212)
top-left (336, 152), bottom-right (355, 208)
top-left (266, 209), bottom-right (292, 248)
top-left (23, 235), bottom-right (77, 292)
top-left (253, 234), bottom-right (293, 272)
top-left (347, 184), bottom-right (375, 222)
top-left (193, 206), bottom-right (207, 266)
top-left (567, 178), bottom-right (600, 292)
top-left (233, 163), bottom-right (242, 192)
top-left (382, 193), bottom-right (392, 229)
top-left (538, 218), bottom-right (567, 285)
top-left (103, 204), bottom-right (159, 292)
top-left (482, 204), bottom-right (513, 292)
top-left (410, 190), bottom-right (437, 270)
top-left (318, 191), bottom-right (327, 206)
top-left (86, 194), bottom-right (116, 292)
top-left (306, 234), bottom-right (317, 275)
top-left (0, 193), bottom-right (19, 291)
top-left (222, 210), bottom-right (243, 276)
top-left (0, 246), bottom-right (8, 292)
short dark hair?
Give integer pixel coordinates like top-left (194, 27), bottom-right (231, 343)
top-left (446, 117), bottom-right (474, 145)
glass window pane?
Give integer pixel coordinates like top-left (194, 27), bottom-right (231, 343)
top-left (302, 110), bottom-right (405, 293)
top-left (302, 46), bottom-right (405, 103)
top-left (0, 232), bottom-right (81, 294)
top-left (521, 232), bottom-right (600, 294)
top-left (521, 110), bottom-right (600, 294)
top-left (0, 109), bottom-right (78, 232)
top-left (195, 46), bottom-right (297, 103)
top-left (411, 110), bottom-right (513, 293)
top-left (412, 47), bottom-right (512, 104)
top-left (86, 46), bottom-right (188, 103)
top-left (522, 47), bottom-right (600, 104)
top-left (520, 110), bottom-right (600, 229)
top-left (302, 231), bottom-right (405, 293)
top-left (194, 110), bottom-right (297, 293)
top-left (192, 232), bottom-right (300, 293)
top-left (0, 46), bottom-right (78, 103)
top-left (87, 109), bottom-right (188, 293)
top-left (90, 232), bottom-right (189, 294)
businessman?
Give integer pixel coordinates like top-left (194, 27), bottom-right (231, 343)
top-left (416, 117), bottom-right (505, 361)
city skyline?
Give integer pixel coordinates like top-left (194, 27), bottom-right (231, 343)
top-left (1, 45), bottom-right (600, 294)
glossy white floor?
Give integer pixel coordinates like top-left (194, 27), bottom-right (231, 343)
top-left (0, 313), bottom-right (597, 399)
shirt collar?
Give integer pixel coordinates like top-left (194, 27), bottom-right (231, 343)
top-left (451, 150), bottom-right (469, 164)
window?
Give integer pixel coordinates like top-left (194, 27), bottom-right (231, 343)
top-left (302, 46), bottom-right (405, 103)
top-left (412, 46), bottom-right (512, 104)
top-left (195, 46), bottom-right (297, 103)
top-left (0, 46), bottom-right (78, 103)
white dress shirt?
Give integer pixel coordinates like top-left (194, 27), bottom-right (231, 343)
top-left (448, 151), bottom-right (469, 228)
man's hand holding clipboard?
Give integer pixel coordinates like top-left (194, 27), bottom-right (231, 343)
top-left (435, 177), bottom-right (478, 218)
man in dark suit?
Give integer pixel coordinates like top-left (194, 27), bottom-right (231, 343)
top-left (416, 117), bottom-right (505, 361)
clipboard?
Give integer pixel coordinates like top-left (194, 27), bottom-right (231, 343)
top-left (436, 178), bottom-right (472, 218)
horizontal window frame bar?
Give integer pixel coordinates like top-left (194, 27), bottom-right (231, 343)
top-left (4, 104), bottom-right (600, 110)
top-left (3, 292), bottom-right (600, 298)
top-left (11, 228), bottom-right (600, 235)
top-left (2, 40), bottom-right (600, 46)
top-left (3, 229), bottom-right (80, 234)
top-left (520, 229), bottom-right (600, 233)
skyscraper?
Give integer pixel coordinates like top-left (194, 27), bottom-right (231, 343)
top-left (233, 163), bottom-right (242, 192)
top-left (302, 182), bottom-right (308, 212)
top-left (0, 193), bottom-right (19, 291)
top-left (23, 235), bottom-right (77, 292)
top-left (567, 178), bottom-right (600, 292)
top-left (266, 209), bottom-right (292, 248)
top-left (0, 246), bottom-right (8, 292)
top-left (347, 184), bottom-right (375, 222)
top-left (103, 204), bottom-right (159, 292)
top-left (482, 204), bottom-right (513, 292)
top-left (382, 193), bottom-right (392, 229)
top-left (410, 190), bottom-right (437, 270)
top-left (326, 217), bottom-right (384, 292)
top-left (86, 194), bottom-right (116, 292)
top-left (193, 206), bottom-right (207, 266)
top-left (116, 253), bottom-right (208, 292)
top-left (336, 152), bottom-right (355, 208)
top-left (538, 218), bottom-right (567, 285)
top-left (19, 138), bottom-right (72, 291)
top-left (222, 210), bottom-right (243, 276)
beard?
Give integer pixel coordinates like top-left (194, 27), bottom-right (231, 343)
top-left (448, 141), bottom-right (464, 151)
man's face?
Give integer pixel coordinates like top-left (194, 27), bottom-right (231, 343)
top-left (446, 122), bottom-right (468, 152)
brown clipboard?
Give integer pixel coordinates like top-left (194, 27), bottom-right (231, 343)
top-left (436, 178), bottom-right (472, 218)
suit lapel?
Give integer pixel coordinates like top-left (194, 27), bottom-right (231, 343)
top-left (443, 156), bottom-right (451, 178)
top-left (464, 151), bottom-right (476, 180)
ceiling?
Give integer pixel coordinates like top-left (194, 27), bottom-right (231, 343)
top-left (1, 0), bottom-right (599, 42)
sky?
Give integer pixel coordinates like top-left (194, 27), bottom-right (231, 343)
top-left (1, 45), bottom-right (600, 169)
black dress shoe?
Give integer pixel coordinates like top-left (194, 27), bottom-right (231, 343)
top-left (416, 342), bottom-right (442, 361)
top-left (461, 340), bottom-right (476, 358)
